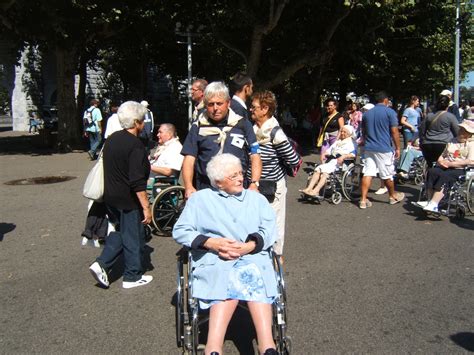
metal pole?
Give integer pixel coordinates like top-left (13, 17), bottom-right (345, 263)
top-left (187, 31), bottom-right (193, 130)
top-left (454, 0), bottom-right (460, 106)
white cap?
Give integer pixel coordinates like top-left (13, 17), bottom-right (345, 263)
top-left (362, 103), bottom-right (374, 111)
top-left (140, 100), bottom-right (149, 107)
top-left (440, 89), bottom-right (452, 96)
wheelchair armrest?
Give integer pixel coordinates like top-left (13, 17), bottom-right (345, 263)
top-left (155, 175), bottom-right (178, 185)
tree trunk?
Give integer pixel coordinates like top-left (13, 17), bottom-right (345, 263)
top-left (55, 45), bottom-right (81, 151)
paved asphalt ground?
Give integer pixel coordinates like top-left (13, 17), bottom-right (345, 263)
top-left (1, 131), bottom-right (473, 354)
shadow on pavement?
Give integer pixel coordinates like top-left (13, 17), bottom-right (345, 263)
top-left (450, 332), bottom-right (474, 351)
top-left (0, 222), bottom-right (16, 241)
top-left (170, 290), bottom-right (257, 354)
top-left (0, 133), bottom-right (55, 155)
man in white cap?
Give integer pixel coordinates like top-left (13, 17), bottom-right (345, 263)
top-left (440, 89), bottom-right (461, 123)
top-left (140, 100), bottom-right (155, 151)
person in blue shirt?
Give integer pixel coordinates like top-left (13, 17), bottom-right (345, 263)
top-left (173, 153), bottom-right (278, 355)
top-left (359, 91), bottom-right (405, 209)
top-left (83, 99), bottom-right (103, 160)
top-left (181, 81), bottom-right (262, 198)
top-left (400, 95), bottom-right (421, 147)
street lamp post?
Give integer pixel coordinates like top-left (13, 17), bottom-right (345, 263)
top-left (454, 0), bottom-right (461, 106)
top-left (175, 23), bottom-right (204, 130)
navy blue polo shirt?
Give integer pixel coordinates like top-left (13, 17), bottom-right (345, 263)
top-left (181, 110), bottom-right (260, 189)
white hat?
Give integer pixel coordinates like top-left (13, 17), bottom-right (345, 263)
top-left (440, 89), bottom-right (452, 96)
top-left (140, 100), bottom-right (149, 107)
top-left (362, 103), bottom-right (374, 111)
top-left (459, 119), bottom-right (474, 134)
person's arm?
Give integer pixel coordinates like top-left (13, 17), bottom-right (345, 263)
top-left (273, 129), bottom-right (300, 167)
top-left (135, 191), bottom-right (151, 224)
top-left (450, 116), bottom-right (460, 138)
top-left (150, 165), bottom-right (175, 177)
top-left (182, 155), bottom-right (197, 198)
top-left (336, 116), bottom-right (345, 140)
top-left (249, 153), bottom-right (262, 191)
top-left (400, 116), bottom-right (415, 131)
top-left (390, 126), bottom-right (401, 159)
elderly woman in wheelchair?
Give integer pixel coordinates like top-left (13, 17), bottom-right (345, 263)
top-left (415, 120), bottom-right (474, 214)
top-left (173, 153), bottom-right (280, 355)
top-left (299, 125), bottom-right (356, 198)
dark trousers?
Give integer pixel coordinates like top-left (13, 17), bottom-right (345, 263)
top-left (421, 143), bottom-right (446, 168)
top-left (97, 206), bottom-right (145, 282)
top-left (426, 167), bottom-right (464, 192)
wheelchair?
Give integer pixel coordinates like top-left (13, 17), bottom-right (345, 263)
top-left (175, 247), bottom-right (291, 355)
top-left (147, 175), bottom-right (185, 236)
top-left (300, 159), bottom-right (357, 204)
top-left (412, 167), bottom-right (474, 219)
top-left (396, 155), bottom-right (427, 187)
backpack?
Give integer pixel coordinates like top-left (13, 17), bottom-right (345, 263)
top-left (83, 108), bottom-right (95, 129)
top-left (270, 126), bottom-right (303, 177)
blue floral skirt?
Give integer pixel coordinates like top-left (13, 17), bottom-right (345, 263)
top-left (199, 259), bottom-right (275, 309)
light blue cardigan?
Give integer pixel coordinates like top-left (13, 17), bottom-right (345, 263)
top-left (173, 188), bottom-right (278, 301)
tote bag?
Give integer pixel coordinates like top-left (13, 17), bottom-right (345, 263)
top-left (83, 153), bottom-right (104, 201)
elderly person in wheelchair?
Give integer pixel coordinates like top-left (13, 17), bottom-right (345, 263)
top-left (173, 153), bottom-right (279, 355)
top-left (149, 123), bottom-right (183, 181)
top-left (416, 120), bottom-right (474, 213)
top-left (299, 124), bottom-right (356, 198)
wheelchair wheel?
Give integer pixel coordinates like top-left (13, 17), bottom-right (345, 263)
top-left (176, 249), bottom-right (187, 348)
top-left (414, 174), bottom-right (424, 186)
top-left (272, 253), bottom-right (291, 354)
top-left (331, 191), bottom-right (342, 205)
top-left (152, 186), bottom-right (185, 236)
top-left (341, 163), bottom-right (362, 201)
top-left (466, 177), bottom-right (474, 214)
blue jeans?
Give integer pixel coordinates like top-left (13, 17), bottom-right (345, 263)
top-left (88, 131), bottom-right (102, 158)
top-left (402, 130), bottom-right (417, 148)
top-left (97, 207), bottom-right (145, 282)
top-left (398, 147), bottom-right (423, 172)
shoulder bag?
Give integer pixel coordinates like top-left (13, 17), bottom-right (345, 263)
top-left (83, 150), bottom-right (104, 201)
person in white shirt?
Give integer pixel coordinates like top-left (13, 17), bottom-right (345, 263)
top-left (104, 102), bottom-right (122, 139)
top-left (150, 123), bottom-right (184, 177)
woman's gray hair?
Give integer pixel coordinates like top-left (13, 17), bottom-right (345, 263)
top-left (203, 81), bottom-right (230, 105)
top-left (118, 101), bottom-right (148, 129)
top-left (206, 153), bottom-right (242, 188)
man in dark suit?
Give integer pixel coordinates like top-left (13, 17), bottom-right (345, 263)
top-left (230, 72), bottom-right (253, 121)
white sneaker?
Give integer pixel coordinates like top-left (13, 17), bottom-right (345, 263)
top-left (375, 187), bottom-right (388, 195)
top-left (81, 237), bottom-right (89, 246)
top-left (415, 201), bottom-right (429, 208)
top-left (123, 275), bottom-right (153, 289)
top-left (89, 261), bottom-right (109, 287)
top-left (423, 203), bottom-right (439, 213)
top-left (93, 239), bottom-right (101, 248)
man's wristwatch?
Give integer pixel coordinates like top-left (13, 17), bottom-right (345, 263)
top-left (250, 180), bottom-right (260, 187)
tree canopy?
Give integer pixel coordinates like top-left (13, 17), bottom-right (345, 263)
top-left (0, 0), bottom-right (472, 147)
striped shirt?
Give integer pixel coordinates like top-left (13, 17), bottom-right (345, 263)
top-left (249, 126), bottom-right (300, 181)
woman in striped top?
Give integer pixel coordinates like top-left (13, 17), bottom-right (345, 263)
top-left (249, 91), bottom-right (300, 258)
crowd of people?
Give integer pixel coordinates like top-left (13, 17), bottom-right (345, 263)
top-left (82, 75), bottom-right (473, 354)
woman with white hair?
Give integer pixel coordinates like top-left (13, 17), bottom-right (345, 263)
top-left (173, 153), bottom-right (279, 355)
top-left (89, 101), bottom-right (154, 289)
top-left (300, 125), bottom-right (356, 197)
